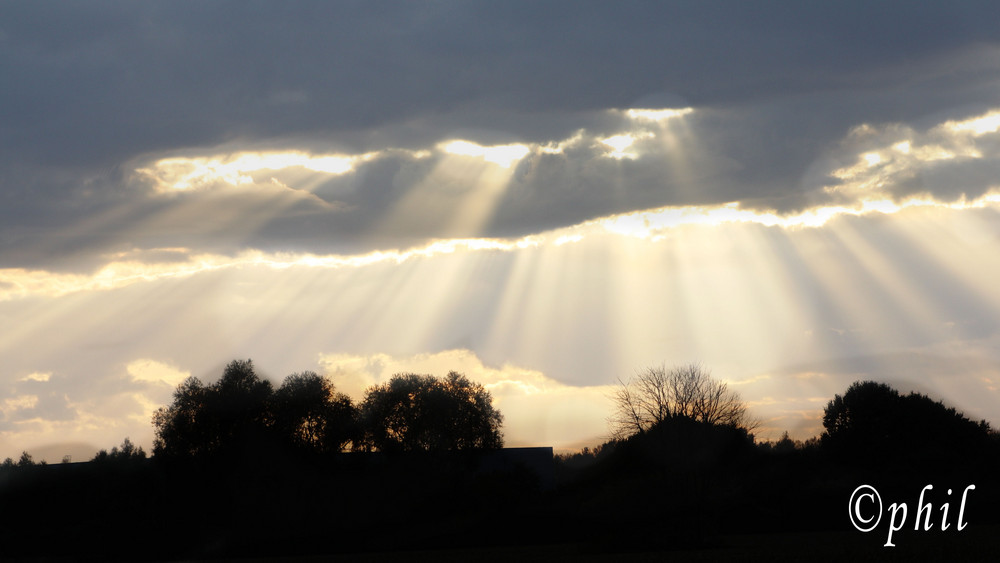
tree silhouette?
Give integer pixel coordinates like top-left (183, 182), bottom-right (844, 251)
top-left (270, 371), bottom-right (357, 454)
top-left (359, 372), bottom-right (503, 452)
top-left (152, 360), bottom-right (362, 459)
top-left (152, 375), bottom-right (208, 457)
top-left (609, 363), bottom-right (757, 439)
top-left (92, 437), bottom-right (147, 463)
top-left (17, 451), bottom-right (34, 467)
top-left (204, 358), bottom-right (273, 453)
top-left (822, 379), bottom-right (994, 463)
top-left (822, 380), bottom-right (898, 450)
top-left (153, 359), bottom-right (274, 458)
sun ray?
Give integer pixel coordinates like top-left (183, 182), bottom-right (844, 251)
top-left (375, 139), bottom-right (530, 239)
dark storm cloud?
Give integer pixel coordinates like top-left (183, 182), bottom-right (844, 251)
top-left (3, 1), bottom-right (1000, 268)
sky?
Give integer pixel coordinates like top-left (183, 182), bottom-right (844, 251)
top-left (3, 1), bottom-right (1000, 462)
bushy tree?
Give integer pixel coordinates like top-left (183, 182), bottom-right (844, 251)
top-left (609, 364), bottom-right (757, 439)
top-left (270, 371), bottom-right (357, 454)
top-left (153, 359), bottom-right (274, 458)
top-left (822, 380), bottom-right (993, 462)
top-left (152, 376), bottom-right (208, 458)
top-left (359, 372), bottom-right (503, 452)
top-left (153, 360), bottom-right (359, 459)
top-left (822, 380), bottom-right (899, 442)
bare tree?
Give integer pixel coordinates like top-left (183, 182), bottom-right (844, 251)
top-left (609, 364), bottom-right (758, 439)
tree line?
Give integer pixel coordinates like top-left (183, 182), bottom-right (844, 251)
top-left (588, 363), bottom-right (996, 468)
top-left (3, 360), bottom-right (999, 560)
top-left (152, 359), bottom-right (502, 459)
top-left (4, 360), bottom-right (996, 469)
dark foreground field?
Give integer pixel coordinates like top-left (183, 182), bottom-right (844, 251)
top-left (208, 525), bottom-right (1000, 562)
top-left (3, 443), bottom-right (997, 562)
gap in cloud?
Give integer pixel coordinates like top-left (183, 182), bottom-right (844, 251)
top-left (134, 149), bottom-right (383, 194)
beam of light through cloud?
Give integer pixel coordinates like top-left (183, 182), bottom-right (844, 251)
top-left (378, 140), bottom-right (532, 238)
top-left (5, 202), bottom-right (1000, 458)
top-left (596, 106), bottom-right (695, 162)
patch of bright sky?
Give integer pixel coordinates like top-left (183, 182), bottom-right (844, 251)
top-left (623, 107), bottom-right (695, 122)
top-left (598, 132), bottom-right (654, 160)
top-left (944, 109), bottom-right (1000, 136)
top-left (438, 140), bottom-right (531, 168)
top-left (126, 359), bottom-right (191, 388)
top-left (19, 372), bottom-right (51, 382)
top-left (137, 150), bottom-right (387, 193)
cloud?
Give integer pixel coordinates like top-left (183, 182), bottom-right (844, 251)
top-left (817, 109), bottom-right (1000, 204)
top-left (0, 373), bottom-right (78, 434)
top-left (18, 372), bottom-right (51, 383)
top-left (126, 359), bottom-right (191, 388)
top-left (5, 103), bottom-right (998, 278)
top-left (3, 3), bottom-right (1000, 271)
top-left (0, 358), bottom-right (192, 461)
